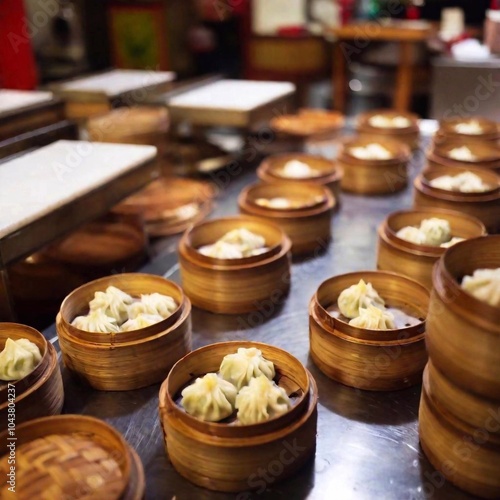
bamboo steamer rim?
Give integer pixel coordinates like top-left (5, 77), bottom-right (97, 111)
top-left (432, 235), bottom-right (500, 331)
top-left (430, 140), bottom-right (500, 164)
top-left (0, 414), bottom-right (132, 498)
top-left (179, 215), bottom-right (291, 270)
top-left (416, 164), bottom-right (500, 201)
top-left (258, 153), bottom-right (341, 182)
top-left (270, 110), bottom-right (345, 138)
top-left (356, 109), bottom-right (420, 134)
top-left (337, 135), bottom-right (411, 166)
top-left (438, 116), bottom-right (500, 139)
top-left (59, 273), bottom-right (188, 344)
top-left (381, 208), bottom-right (487, 257)
top-left (0, 323), bottom-right (48, 397)
top-left (238, 182), bottom-right (335, 219)
top-left (159, 341), bottom-right (312, 440)
top-left (311, 270), bottom-right (428, 343)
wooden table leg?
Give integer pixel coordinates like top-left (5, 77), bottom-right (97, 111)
top-left (0, 266), bottom-right (16, 321)
top-left (333, 41), bottom-right (347, 112)
top-left (394, 41), bottom-right (414, 112)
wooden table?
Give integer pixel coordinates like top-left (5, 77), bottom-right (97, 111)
top-left (327, 21), bottom-right (434, 112)
top-left (0, 140), bottom-right (159, 320)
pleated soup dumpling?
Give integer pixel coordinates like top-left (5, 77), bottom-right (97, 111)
top-left (71, 308), bottom-right (120, 334)
top-left (128, 292), bottom-right (177, 320)
top-left (348, 305), bottom-right (396, 330)
top-left (219, 228), bottom-right (266, 256)
top-left (235, 375), bottom-right (291, 425)
top-left (120, 313), bottom-right (165, 332)
top-left (181, 373), bottom-right (238, 422)
top-left (89, 286), bottom-right (134, 324)
top-left (0, 338), bottom-right (42, 381)
top-left (396, 226), bottom-right (427, 245)
top-left (419, 218), bottom-right (451, 246)
top-left (337, 279), bottom-right (386, 319)
top-left (219, 347), bottom-right (275, 390)
top-left (461, 268), bottom-right (500, 307)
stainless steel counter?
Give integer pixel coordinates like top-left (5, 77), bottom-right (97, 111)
top-left (42, 135), bottom-right (475, 500)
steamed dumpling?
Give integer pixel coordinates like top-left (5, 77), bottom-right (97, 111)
top-left (338, 279), bottom-right (385, 319)
top-left (136, 293), bottom-right (177, 319)
top-left (89, 286), bottom-right (134, 324)
top-left (448, 146), bottom-right (476, 162)
top-left (0, 338), bottom-right (42, 381)
top-left (279, 160), bottom-right (319, 179)
top-left (349, 143), bottom-right (393, 160)
top-left (454, 120), bottom-right (483, 135)
top-left (198, 228), bottom-right (267, 259)
top-left (396, 226), bottom-right (427, 245)
top-left (255, 197), bottom-right (292, 209)
top-left (71, 308), bottom-right (120, 333)
top-left (369, 114), bottom-right (411, 129)
top-left (219, 347), bottom-right (275, 390)
top-left (461, 268), bottom-right (500, 307)
top-left (440, 237), bottom-right (465, 248)
top-left (348, 305), bottom-right (396, 330)
top-left (181, 373), bottom-right (237, 422)
top-left (430, 171), bottom-right (490, 193)
top-left (120, 313), bottom-right (164, 331)
top-left (419, 218), bottom-right (451, 246)
top-left (235, 375), bottom-right (291, 425)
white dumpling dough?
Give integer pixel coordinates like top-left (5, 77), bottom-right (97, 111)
top-left (349, 305), bottom-right (396, 330)
top-left (461, 268), bottom-right (500, 307)
top-left (337, 279), bottom-right (385, 319)
top-left (0, 338), bottom-right (42, 381)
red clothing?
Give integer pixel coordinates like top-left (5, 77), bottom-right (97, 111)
top-left (0, 0), bottom-right (38, 89)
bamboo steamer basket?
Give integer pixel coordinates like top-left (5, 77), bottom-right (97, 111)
top-left (425, 360), bottom-right (500, 437)
top-left (426, 236), bottom-right (500, 400)
top-left (377, 208), bottom-right (487, 290)
top-left (270, 109), bottom-right (345, 141)
top-left (309, 271), bottom-right (429, 391)
top-left (57, 273), bottom-right (192, 391)
top-left (87, 106), bottom-right (169, 157)
top-left (427, 139), bottom-right (500, 174)
top-left (238, 182), bottom-right (335, 256)
top-left (419, 368), bottom-right (500, 499)
top-left (257, 153), bottom-right (343, 201)
top-left (0, 414), bottom-right (145, 500)
top-left (435, 117), bottom-right (500, 145)
top-left (178, 216), bottom-right (292, 314)
top-left (0, 323), bottom-right (63, 427)
top-left (337, 136), bottom-right (411, 195)
top-left (414, 165), bottom-right (500, 234)
top-left (356, 109), bottom-right (420, 150)
top-left (158, 341), bottom-right (318, 492)
top-left (114, 177), bottom-right (216, 237)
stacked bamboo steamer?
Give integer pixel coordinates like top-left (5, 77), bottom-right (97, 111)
top-left (419, 236), bottom-right (500, 499)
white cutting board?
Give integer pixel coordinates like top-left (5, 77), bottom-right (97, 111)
top-left (57, 69), bottom-right (175, 97)
top-left (0, 140), bottom-right (157, 239)
top-left (0, 90), bottom-right (54, 115)
top-left (169, 80), bottom-right (295, 112)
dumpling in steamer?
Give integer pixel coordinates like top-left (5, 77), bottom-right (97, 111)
top-left (89, 286), bottom-right (134, 324)
top-left (348, 305), bottom-right (396, 330)
top-left (71, 308), bottom-right (120, 334)
top-left (0, 338), bottom-right (42, 381)
top-left (337, 279), bottom-right (385, 319)
top-left (461, 268), bottom-right (500, 307)
top-left (219, 228), bottom-right (266, 254)
top-left (219, 347), bottom-right (275, 390)
top-left (181, 373), bottom-right (237, 422)
top-left (419, 218), bottom-right (451, 246)
top-left (235, 375), bottom-right (291, 425)
top-left (135, 293), bottom-right (177, 319)
top-left (198, 241), bottom-right (244, 259)
top-left (396, 226), bottom-right (427, 245)
top-left (120, 313), bottom-right (164, 331)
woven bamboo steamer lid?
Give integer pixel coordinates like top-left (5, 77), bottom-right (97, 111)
top-left (0, 415), bottom-right (145, 499)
